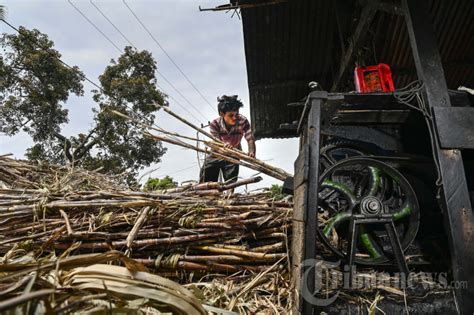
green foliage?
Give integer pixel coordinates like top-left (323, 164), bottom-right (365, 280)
top-left (86, 46), bottom-right (167, 185)
top-left (143, 176), bottom-right (177, 191)
top-left (268, 184), bottom-right (288, 200)
top-left (0, 27), bottom-right (84, 141)
top-left (0, 27), bottom-right (168, 187)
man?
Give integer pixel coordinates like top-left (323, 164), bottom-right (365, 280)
top-left (199, 95), bottom-right (256, 183)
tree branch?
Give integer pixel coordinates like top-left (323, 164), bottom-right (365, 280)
top-left (73, 136), bottom-right (100, 160)
top-left (72, 128), bottom-right (97, 160)
top-left (73, 124), bottom-right (109, 160)
top-left (53, 132), bottom-right (73, 162)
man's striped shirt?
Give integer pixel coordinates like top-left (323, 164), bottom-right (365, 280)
top-left (209, 114), bottom-right (254, 149)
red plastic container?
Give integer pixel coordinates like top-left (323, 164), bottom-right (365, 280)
top-left (354, 63), bottom-right (395, 93)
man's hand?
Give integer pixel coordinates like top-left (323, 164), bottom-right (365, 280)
top-left (248, 139), bottom-right (256, 158)
top-left (223, 143), bottom-right (233, 149)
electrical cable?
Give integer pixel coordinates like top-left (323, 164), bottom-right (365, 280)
top-left (68, 0), bottom-right (204, 124)
top-left (156, 75), bottom-right (209, 123)
top-left (89, 0), bottom-right (134, 47)
top-left (394, 81), bottom-right (442, 187)
top-left (0, 18), bottom-right (201, 158)
top-left (1, 19), bottom-right (104, 93)
top-left (122, 0), bottom-right (217, 114)
top-left (88, 0), bottom-right (209, 123)
top-left (67, 0), bottom-right (122, 53)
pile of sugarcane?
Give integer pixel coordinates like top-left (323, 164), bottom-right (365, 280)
top-left (0, 155), bottom-right (293, 313)
top-left (0, 153), bottom-right (125, 191)
top-left (0, 186), bottom-right (291, 274)
top-left (0, 156), bottom-right (291, 275)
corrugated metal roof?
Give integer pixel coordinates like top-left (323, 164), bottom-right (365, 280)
top-left (238, 0), bottom-right (474, 139)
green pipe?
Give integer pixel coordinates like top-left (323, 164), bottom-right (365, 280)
top-left (321, 179), bottom-right (357, 206)
top-left (323, 211), bottom-right (351, 237)
top-left (367, 167), bottom-right (381, 196)
top-left (393, 203), bottom-right (411, 220)
top-left (359, 230), bottom-right (382, 259)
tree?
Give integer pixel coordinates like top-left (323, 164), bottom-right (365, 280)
top-left (143, 176), bottom-right (177, 191)
top-left (0, 28), bottom-right (167, 186)
top-left (0, 5), bottom-right (5, 20)
top-left (268, 184), bottom-right (288, 200)
top-left (0, 27), bottom-right (84, 142)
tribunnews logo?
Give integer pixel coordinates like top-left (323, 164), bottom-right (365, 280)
top-left (300, 258), bottom-right (468, 306)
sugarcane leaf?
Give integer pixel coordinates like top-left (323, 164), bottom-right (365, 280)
top-left (22, 271), bottom-right (38, 315)
top-left (64, 264), bottom-right (206, 314)
top-left (67, 264), bottom-right (197, 300)
top-left (99, 211), bottom-right (113, 225)
top-left (70, 281), bottom-right (202, 315)
top-left (0, 289), bottom-right (55, 313)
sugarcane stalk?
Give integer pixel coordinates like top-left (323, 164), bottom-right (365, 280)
top-left (55, 231), bottom-right (232, 250)
top-left (144, 132), bottom-right (289, 181)
top-left (154, 104), bottom-right (221, 143)
top-left (205, 141), bottom-right (290, 179)
top-left (154, 104), bottom-right (289, 179)
top-left (0, 155), bottom-right (293, 283)
top-left (59, 209), bottom-right (73, 235)
top-left (126, 206), bottom-right (151, 249)
top-left (194, 245), bottom-right (286, 259)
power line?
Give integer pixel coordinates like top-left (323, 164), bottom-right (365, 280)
top-left (69, 0), bottom-right (205, 124)
top-left (2, 18), bottom-right (205, 182)
top-left (122, 0), bottom-right (217, 114)
top-left (67, 0), bottom-right (121, 53)
top-left (89, 0), bottom-right (134, 47)
top-left (88, 0), bottom-right (208, 123)
top-left (1, 19), bottom-right (103, 93)
top-left (155, 83), bottom-right (203, 124)
top-left (0, 18), bottom-right (197, 152)
top-left (155, 71), bottom-right (209, 122)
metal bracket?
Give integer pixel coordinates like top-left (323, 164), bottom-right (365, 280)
top-left (347, 214), bottom-right (409, 286)
top-left (432, 107), bottom-right (474, 149)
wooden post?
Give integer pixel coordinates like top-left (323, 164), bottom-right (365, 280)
top-left (292, 91), bottom-right (327, 314)
top-left (403, 1), bottom-right (474, 313)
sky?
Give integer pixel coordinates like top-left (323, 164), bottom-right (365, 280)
top-left (0, 0), bottom-right (299, 189)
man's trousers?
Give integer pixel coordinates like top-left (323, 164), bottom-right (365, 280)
top-left (199, 157), bottom-right (239, 183)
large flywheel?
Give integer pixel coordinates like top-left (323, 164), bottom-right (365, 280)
top-left (317, 157), bottom-right (420, 265)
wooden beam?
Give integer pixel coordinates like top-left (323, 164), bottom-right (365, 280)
top-left (403, 0), bottom-right (474, 313)
top-left (330, 0), bottom-right (379, 92)
top-left (292, 91), bottom-right (327, 314)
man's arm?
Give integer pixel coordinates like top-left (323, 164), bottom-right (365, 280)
top-left (209, 119), bottom-right (221, 140)
top-left (248, 139), bottom-right (256, 158)
top-left (242, 118), bottom-right (256, 157)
